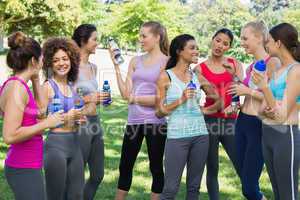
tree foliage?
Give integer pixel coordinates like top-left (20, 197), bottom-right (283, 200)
top-left (0, 0), bottom-right (300, 62)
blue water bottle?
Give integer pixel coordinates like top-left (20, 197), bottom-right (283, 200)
top-left (49, 97), bottom-right (64, 127)
top-left (50, 98), bottom-right (64, 113)
top-left (249, 60), bottom-right (266, 89)
top-left (186, 80), bottom-right (197, 110)
top-left (102, 80), bottom-right (112, 106)
top-left (75, 88), bottom-right (84, 110)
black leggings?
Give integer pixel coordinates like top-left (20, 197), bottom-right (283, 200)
top-left (4, 166), bottom-right (46, 200)
top-left (78, 115), bottom-right (104, 200)
top-left (118, 123), bottom-right (167, 193)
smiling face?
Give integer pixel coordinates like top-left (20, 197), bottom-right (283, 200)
top-left (52, 49), bottom-right (71, 79)
top-left (265, 34), bottom-right (280, 57)
top-left (211, 33), bottom-right (231, 57)
top-left (240, 26), bottom-right (264, 55)
top-left (139, 26), bottom-right (160, 52)
top-left (178, 39), bottom-right (199, 64)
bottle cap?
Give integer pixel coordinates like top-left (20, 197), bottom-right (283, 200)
top-left (254, 60), bottom-right (266, 72)
top-left (187, 80), bottom-right (196, 89)
top-left (104, 80), bottom-right (109, 85)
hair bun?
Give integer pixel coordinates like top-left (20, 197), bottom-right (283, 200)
top-left (8, 31), bottom-right (27, 49)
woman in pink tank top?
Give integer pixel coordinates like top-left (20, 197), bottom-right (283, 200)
top-left (0, 32), bottom-right (63, 200)
top-left (109, 21), bottom-right (169, 200)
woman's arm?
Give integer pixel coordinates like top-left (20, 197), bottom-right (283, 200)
top-left (254, 64), bottom-right (300, 123)
top-left (2, 82), bottom-right (63, 145)
top-left (155, 71), bottom-right (189, 118)
top-left (194, 66), bottom-right (221, 113)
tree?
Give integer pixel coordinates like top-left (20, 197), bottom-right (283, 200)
top-left (0, 0), bottom-right (81, 41)
top-left (188, 0), bottom-right (254, 61)
top-left (103, 0), bottom-right (191, 49)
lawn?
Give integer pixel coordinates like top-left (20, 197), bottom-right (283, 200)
top-left (0, 98), bottom-right (275, 200)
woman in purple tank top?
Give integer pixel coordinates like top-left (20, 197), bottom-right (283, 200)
top-left (41, 38), bottom-right (86, 200)
top-left (109, 21), bottom-right (169, 200)
top-left (0, 32), bottom-right (63, 200)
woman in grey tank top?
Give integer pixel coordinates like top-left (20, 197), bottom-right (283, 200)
top-left (109, 21), bottom-right (169, 200)
top-left (72, 24), bottom-right (110, 200)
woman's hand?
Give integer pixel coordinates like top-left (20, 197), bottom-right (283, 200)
top-left (91, 92), bottom-right (110, 104)
top-left (252, 71), bottom-right (268, 89)
top-left (64, 108), bottom-right (83, 122)
top-left (45, 111), bottom-right (64, 128)
top-left (108, 48), bottom-right (120, 68)
top-left (227, 83), bottom-right (250, 96)
top-left (180, 88), bottom-right (196, 104)
top-left (223, 61), bottom-right (235, 75)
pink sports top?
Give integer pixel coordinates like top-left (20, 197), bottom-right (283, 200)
top-left (0, 76), bottom-right (43, 169)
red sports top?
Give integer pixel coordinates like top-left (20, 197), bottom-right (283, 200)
top-left (199, 58), bottom-right (238, 119)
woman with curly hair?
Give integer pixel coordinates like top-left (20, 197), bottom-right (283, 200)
top-left (41, 37), bottom-right (86, 200)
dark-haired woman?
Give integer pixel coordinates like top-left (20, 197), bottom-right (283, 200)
top-left (197, 28), bottom-right (243, 200)
top-left (41, 38), bottom-right (86, 200)
top-left (109, 21), bottom-right (169, 200)
top-left (156, 34), bottom-right (212, 200)
top-left (253, 22), bottom-right (300, 200)
top-left (0, 32), bottom-right (63, 200)
top-left (72, 24), bottom-right (109, 200)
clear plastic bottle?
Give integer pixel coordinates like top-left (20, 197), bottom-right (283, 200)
top-left (108, 37), bottom-right (124, 65)
top-left (186, 80), bottom-right (197, 110)
top-left (231, 75), bottom-right (240, 110)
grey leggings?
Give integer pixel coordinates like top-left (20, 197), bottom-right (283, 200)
top-left (44, 131), bottom-right (84, 200)
top-left (204, 116), bottom-right (239, 200)
top-left (262, 124), bottom-right (300, 200)
top-left (4, 166), bottom-right (46, 200)
top-left (160, 135), bottom-right (209, 200)
top-left (78, 115), bottom-right (104, 200)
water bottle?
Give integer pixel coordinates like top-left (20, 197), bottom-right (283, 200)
top-left (102, 80), bottom-right (112, 106)
top-left (108, 37), bottom-right (124, 65)
top-left (186, 80), bottom-right (197, 110)
top-left (249, 60), bottom-right (267, 89)
top-left (75, 88), bottom-right (84, 110)
top-left (49, 97), bottom-right (64, 127)
top-left (50, 98), bottom-right (64, 114)
top-left (231, 75), bottom-right (240, 109)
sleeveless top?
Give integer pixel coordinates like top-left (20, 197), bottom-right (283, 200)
top-left (47, 79), bottom-right (84, 114)
top-left (199, 58), bottom-right (237, 119)
top-left (0, 76), bottom-right (43, 169)
top-left (165, 70), bottom-right (208, 139)
top-left (269, 62), bottom-right (300, 103)
top-left (128, 55), bottom-right (166, 125)
top-left (243, 56), bottom-right (271, 87)
top-left (75, 62), bottom-right (98, 96)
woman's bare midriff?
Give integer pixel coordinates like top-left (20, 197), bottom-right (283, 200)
top-left (241, 95), bottom-right (262, 116)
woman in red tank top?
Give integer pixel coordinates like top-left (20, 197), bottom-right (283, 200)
top-left (195, 28), bottom-right (243, 200)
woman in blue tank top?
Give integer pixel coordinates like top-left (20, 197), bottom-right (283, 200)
top-left (156, 34), bottom-right (210, 200)
top-left (253, 23), bottom-right (300, 200)
top-left (41, 38), bottom-right (85, 200)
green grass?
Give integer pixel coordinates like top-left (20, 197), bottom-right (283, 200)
top-left (0, 98), bottom-right (275, 200)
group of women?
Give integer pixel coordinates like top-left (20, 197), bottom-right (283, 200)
top-left (0, 20), bottom-right (299, 200)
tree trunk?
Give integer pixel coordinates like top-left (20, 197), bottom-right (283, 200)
top-left (0, 33), bottom-right (3, 52)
